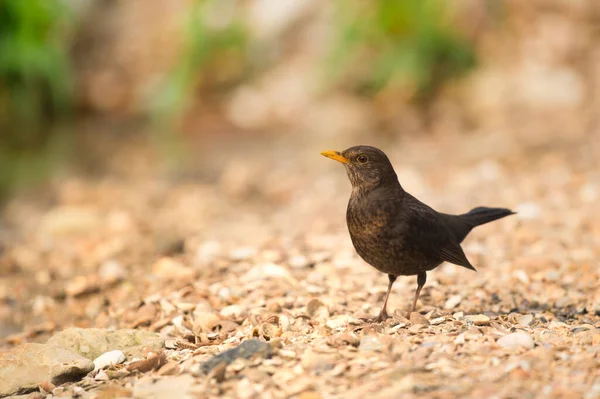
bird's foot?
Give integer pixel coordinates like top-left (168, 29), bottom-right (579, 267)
top-left (368, 311), bottom-right (390, 323)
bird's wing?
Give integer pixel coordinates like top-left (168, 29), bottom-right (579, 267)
top-left (439, 245), bottom-right (476, 271)
top-left (400, 197), bottom-right (476, 271)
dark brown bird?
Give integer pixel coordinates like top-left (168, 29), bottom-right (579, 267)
top-left (321, 145), bottom-right (514, 322)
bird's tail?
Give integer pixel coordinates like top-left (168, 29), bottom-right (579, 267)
top-left (444, 207), bottom-right (515, 243)
top-left (460, 207), bottom-right (515, 227)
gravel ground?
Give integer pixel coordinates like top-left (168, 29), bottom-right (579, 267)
top-left (1, 131), bottom-right (599, 398)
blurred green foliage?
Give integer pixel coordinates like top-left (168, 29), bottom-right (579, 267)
top-left (0, 0), bottom-right (73, 201)
top-left (330, 0), bottom-right (476, 101)
top-left (0, 0), bottom-right (480, 200)
top-left (151, 0), bottom-right (248, 160)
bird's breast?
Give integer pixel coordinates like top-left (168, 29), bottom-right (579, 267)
top-left (346, 194), bottom-right (399, 267)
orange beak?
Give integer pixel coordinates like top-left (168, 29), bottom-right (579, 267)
top-left (321, 150), bottom-right (349, 164)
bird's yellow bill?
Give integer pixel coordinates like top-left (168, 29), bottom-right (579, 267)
top-left (321, 150), bottom-right (349, 164)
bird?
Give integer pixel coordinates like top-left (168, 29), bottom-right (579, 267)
top-left (321, 145), bottom-right (514, 322)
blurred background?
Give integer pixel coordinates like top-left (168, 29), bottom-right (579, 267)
top-left (1, 0), bottom-right (599, 338)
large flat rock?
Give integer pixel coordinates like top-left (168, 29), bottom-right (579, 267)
top-left (47, 328), bottom-right (164, 360)
top-left (0, 343), bottom-right (93, 398)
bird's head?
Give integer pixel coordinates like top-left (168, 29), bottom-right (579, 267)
top-left (321, 145), bottom-right (399, 191)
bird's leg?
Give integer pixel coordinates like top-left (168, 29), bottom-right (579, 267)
top-left (407, 272), bottom-right (427, 317)
top-left (372, 274), bottom-right (397, 322)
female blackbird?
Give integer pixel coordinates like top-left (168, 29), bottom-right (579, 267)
top-left (321, 145), bottom-right (514, 322)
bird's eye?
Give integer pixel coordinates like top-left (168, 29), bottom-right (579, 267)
top-left (357, 155), bottom-right (368, 164)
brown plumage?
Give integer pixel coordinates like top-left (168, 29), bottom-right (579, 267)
top-left (321, 145), bottom-right (514, 322)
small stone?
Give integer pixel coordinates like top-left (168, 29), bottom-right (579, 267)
top-left (409, 324), bottom-right (424, 334)
top-left (497, 332), bottom-right (534, 350)
top-left (194, 312), bottom-right (221, 333)
top-left (230, 246), bottom-right (257, 261)
top-left (95, 369), bottom-right (110, 381)
top-left (288, 255), bottom-right (310, 269)
top-left (126, 352), bottom-right (167, 373)
top-left (453, 311), bottom-right (464, 319)
top-left (430, 317), bottom-right (446, 326)
top-left (65, 276), bottom-right (98, 297)
top-left (243, 263), bottom-right (297, 285)
top-left (444, 295), bottom-right (462, 310)
top-left (195, 241), bottom-right (222, 265)
top-left (517, 314), bottom-right (534, 326)
top-left (359, 335), bottom-right (385, 352)
top-left (298, 391), bottom-right (323, 399)
top-left (176, 302), bottom-right (196, 312)
top-left (301, 349), bottom-right (334, 371)
top-left (513, 270), bottom-right (530, 285)
top-left (326, 315), bottom-right (359, 329)
top-left (39, 380), bottom-right (56, 394)
top-left (199, 340), bottom-right (272, 374)
top-left (306, 298), bottom-right (325, 317)
top-left (409, 312), bottom-right (430, 326)
top-left (151, 257), bottom-right (195, 280)
top-left (220, 304), bottom-right (246, 320)
top-left (208, 362), bottom-right (227, 383)
top-left (328, 332), bottom-right (359, 347)
top-left (279, 349), bottom-right (297, 359)
top-left (258, 322), bottom-right (282, 339)
top-left (159, 299), bottom-right (176, 314)
top-left (133, 375), bottom-right (196, 398)
top-left (99, 260), bottom-right (126, 285)
top-left (392, 311), bottom-right (411, 324)
top-left (389, 323), bottom-right (407, 333)
top-left (464, 314), bottom-right (491, 326)
top-left (93, 350), bottom-right (126, 371)
top-left (464, 327), bottom-right (482, 340)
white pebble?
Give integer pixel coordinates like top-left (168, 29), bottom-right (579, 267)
top-left (497, 332), bottom-right (534, 350)
top-left (288, 255), bottom-right (309, 269)
top-left (444, 295), bottom-right (462, 310)
top-left (93, 350), bottom-right (125, 371)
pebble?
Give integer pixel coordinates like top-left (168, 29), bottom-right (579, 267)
top-left (444, 295), bottom-right (462, 309)
top-left (464, 314), bottom-right (491, 326)
top-left (195, 241), bottom-right (222, 265)
top-left (517, 314), bottom-right (534, 326)
top-left (358, 336), bottom-right (385, 352)
top-left (193, 312), bottom-right (221, 332)
top-left (326, 315), bottom-right (359, 329)
top-left (200, 340), bottom-right (273, 374)
top-left (243, 263), bottom-right (297, 284)
top-left (95, 369), bottom-right (110, 381)
top-left (301, 349), bottom-right (334, 371)
top-left (464, 327), bottom-right (482, 340)
top-left (230, 246), bottom-right (257, 261)
top-left (220, 304), bottom-right (246, 319)
top-left (288, 255), bottom-right (310, 269)
top-left (497, 332), bottom-right (535, 350)
top-left (93, 350), bottom-right (126, 371)
top-left (410, 312), bottom-right (430, 326)
top-left (99, 260), bottom-right (126, 284)
top-left (151, 257), bottom-right (195, 280)
top-left (454, 333), bottom-right (466, 344)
